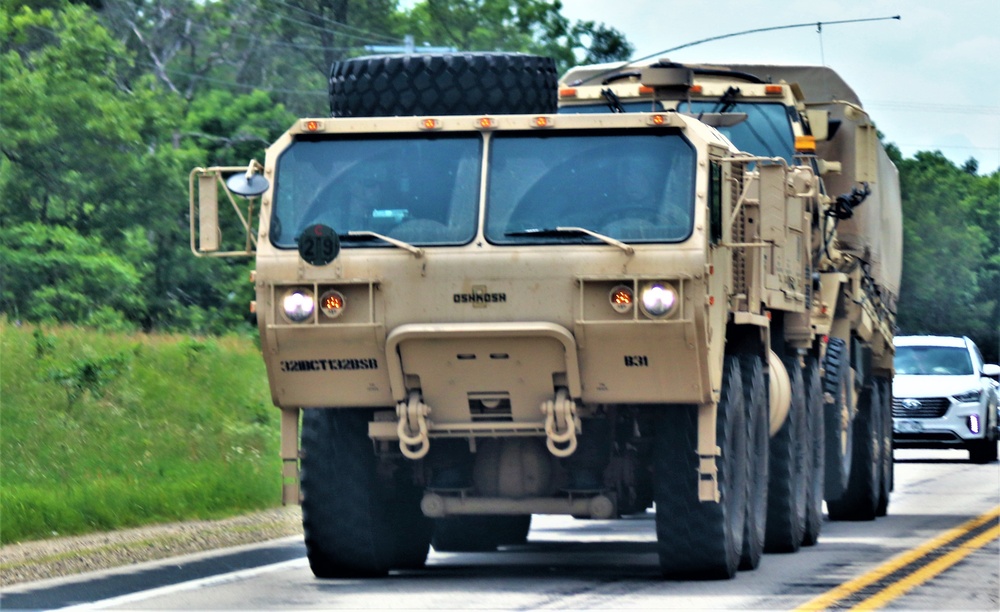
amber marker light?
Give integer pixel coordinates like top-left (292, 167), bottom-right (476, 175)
top-left (320, 289), bottom-right (346, 319)
top-left (689, 85), bottom-right (703, 94)
top-left (765, 85), bottom-right (783, 95)
top-left (477, 117), bottom-right (496, 129)
top-left (420, 118), bottom-right (441, 130)
top-left (639, 85), bottom-right (655, 95)
top-left (795, 135), bottom-right (817, 152)
top-left (559, 88), bottom-right (578, 98)
top-left (650, 114), bottom-right (666, 125)
top-left (533, 116), bottom-right (552, 128)
top-left (304, 120), bottom-right (323, 132)
top-left (609, 285), bottom-right (634, 314)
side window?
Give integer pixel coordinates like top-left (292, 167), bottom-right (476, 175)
top-left (709, 161), bottom-right (723, 244)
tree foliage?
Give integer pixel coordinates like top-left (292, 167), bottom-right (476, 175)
top-left (893, 151), bottom-right (999, 362)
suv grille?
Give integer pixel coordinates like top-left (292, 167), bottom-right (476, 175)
top-left (892, 397), bottom-right (949, 418)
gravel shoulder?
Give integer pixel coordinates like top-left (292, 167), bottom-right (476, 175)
top-left (0, 506), bottom-right (303, 587)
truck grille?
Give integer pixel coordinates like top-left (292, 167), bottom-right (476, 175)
top-left (892, 397), bottom-right (949, 418)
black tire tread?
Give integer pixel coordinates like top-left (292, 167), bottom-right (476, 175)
top-left (827, 383), bottom-right (881, 521)
top-left (764, 356), bottom-right (807, 553)
top-left (301, 408), bottom-right (431, 577)
top-left (330, 53), bottom-right (558, 117)
top-left (654, 355), bottom-right (747, 580)
top-left (823, 337), bottom-right (853, 501)
top-left (737, 353), bottom-right (768, 570)
top-left (802, 356), bottom-right (825, 545)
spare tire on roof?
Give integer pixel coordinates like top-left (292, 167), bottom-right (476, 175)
top-left (329, 52), bottom-right (558, 117)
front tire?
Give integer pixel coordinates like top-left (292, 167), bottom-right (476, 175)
top-left (301, 408), bottom-right (432, 577)
top-left (653, 355), bottom-right (747, 580)
top-left (738, 352), bottom-right (768, 570)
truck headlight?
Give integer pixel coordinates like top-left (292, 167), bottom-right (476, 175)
top-left (282, 288), bottom-right (315, 323)
top-left (639, 282), bottom-right (679, 318)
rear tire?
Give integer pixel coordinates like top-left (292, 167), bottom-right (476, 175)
top-left (968, 439), bottom-right (998, 464)
top-left (738, 353), bottom-right (768, 570)
top-left (823, 337), bottom-right (854, 501)
top-left (876, 377), bottom-right (894, 516)
top-left (802, 356), bottom-right (826, 545)
top-left (301, 408), bottom-right (431, 577)
top-left (653, 355), bottom-right (746, 580)
top-left (764, 356), bottom-right (807, 553)
top-left (827, 383), bottom-right (881, 521)
top-left (330, 52), bottom-right (558, 117)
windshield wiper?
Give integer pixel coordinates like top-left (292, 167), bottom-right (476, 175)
top-left (504, 227), bottom-right (634, 255)
top-left (341, 231), bottom-right (424, 257)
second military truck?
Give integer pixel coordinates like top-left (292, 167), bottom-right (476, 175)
top-left (190, 53), bottom-right (901, 579)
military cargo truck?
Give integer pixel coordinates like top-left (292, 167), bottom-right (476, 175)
top-left (189, 53), bottom-right (900, 580)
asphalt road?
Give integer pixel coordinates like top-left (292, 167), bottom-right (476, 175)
top-left (3, 448), bottom-right (998, 611)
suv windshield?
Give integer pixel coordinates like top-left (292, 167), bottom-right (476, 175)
top-left (270, 134), bottom-right (481, 248)
top-left (895, 345), bottom-right (975, 376)
top-left (484, 130), bottom-right (696, 244)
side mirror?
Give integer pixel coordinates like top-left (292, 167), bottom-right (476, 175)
top-left (805, 109), bottom-right (830, 141)
top-left (226, 171), bottom-right (270, 197)
top-left (197, 171), bottom-right (220, 253)
top-left (982, 364), bottom-right (1000, 378)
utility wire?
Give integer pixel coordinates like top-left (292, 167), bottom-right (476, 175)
top-left (571, 15), bottom-right (902, 86)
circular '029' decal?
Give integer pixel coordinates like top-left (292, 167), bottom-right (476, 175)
top-left (297, 224), bottom-right (340, 266)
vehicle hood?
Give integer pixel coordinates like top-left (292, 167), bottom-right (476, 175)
top-left (893, 374), bottom-right (982, 399)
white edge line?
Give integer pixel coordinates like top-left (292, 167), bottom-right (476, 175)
top-left (59, 557), bottom-right (309, 610)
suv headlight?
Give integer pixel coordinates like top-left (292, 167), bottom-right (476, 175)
top-left (639, 282), bottom-right (679, 319)
top-left (953, 389), bottom-right (982, 403)
top-left (281, 288), bottom-right (315, 323)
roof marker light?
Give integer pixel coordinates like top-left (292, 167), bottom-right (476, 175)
top-left (420, 118), bottom-right (441, 130)
top-left (559, 87), bottom-right (578, 98)
top-left (533, 116), bottom-right (553, 128)
top-left (639, 85), bottom-right (655, 95)
top-left (477, 117), bottom-right (497, 129)
top-left (689, 85), bottom-right (703, 94)
top-left (765, 85), bottom-right (783, 95)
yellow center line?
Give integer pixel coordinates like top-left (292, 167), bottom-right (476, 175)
top-left (794, 505), bottom-right (1000, 611)
top-left (850, 522), bottom-right (1000, 610)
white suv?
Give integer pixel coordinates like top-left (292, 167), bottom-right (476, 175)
top-left (892, 335), bottom-right (1000, 463)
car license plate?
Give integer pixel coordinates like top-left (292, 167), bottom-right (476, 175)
top-left (894, 419), bottom-right (923, 433)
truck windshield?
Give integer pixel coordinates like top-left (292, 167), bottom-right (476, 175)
top-left (484, 130), bottom-right (696, 245)
top-left (679, 101), bottom-right (795, 162)
top-left (562, 101), bottom-right (795, 163)
top-left (270, 134), bottom-right (481, 248)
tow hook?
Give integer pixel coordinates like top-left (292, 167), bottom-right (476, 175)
top-left (541, 388), bottom-right (579, 457)
top-left (396, 391), bottom-right (431, 459)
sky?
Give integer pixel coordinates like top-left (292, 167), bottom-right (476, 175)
top-left (556, 0), bottom-right (1000, 173)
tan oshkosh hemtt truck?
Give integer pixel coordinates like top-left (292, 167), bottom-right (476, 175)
top-left (189, 53), bottom-right (901, 580)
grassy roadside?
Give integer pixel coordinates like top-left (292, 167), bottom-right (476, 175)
top-left (0, 319), bottom-right (280, 545)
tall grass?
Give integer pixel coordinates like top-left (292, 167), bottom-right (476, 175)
top-left (0, 319), bottom-right (280, 544)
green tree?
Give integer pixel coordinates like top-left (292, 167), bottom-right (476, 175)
top-left (403, 0), bottom-right (631, 73)
top-left (894, 150), bottom-right (998, 362)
